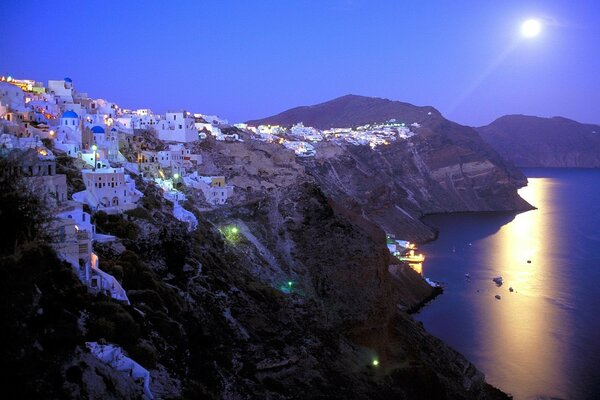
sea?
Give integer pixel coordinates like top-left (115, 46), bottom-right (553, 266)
top-left (415, 168), bottom-right (600, 400)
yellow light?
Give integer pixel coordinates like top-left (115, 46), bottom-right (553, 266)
top-left (521, 19), bottom-right (542, 38)
top-left (92, 144), bottom-right (98, 151)
top-left (372, 359), bottom-right (379, 366)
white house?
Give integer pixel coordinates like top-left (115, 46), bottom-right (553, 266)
top-left (183, 172), bottom-right (233, 205)
top-left (195, 121), bottom-right (223, 140)
top-left (5, 147), bottom-right (68, 206)
top-left (290, 123), bottom-right (323, 142)
top-left (51, 216), bottom-right (129, 303)
top-left (156, 111), bottom-right (199, 143)
top-left (53, 110), bottom-right (83, 156)
top-left (73, 167), bottom-right (142, 213)
top-left (0, 81), bottom-right (25, 109)
top-left (47, 77), bottom-right (74, 103)
top-left (156, 143), bottom-right (202, 170)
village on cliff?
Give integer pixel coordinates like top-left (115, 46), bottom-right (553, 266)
top-left (0, 76), bottom-right (429, 398)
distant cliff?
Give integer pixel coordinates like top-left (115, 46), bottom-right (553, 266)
top-left (477, 115), bottom-right (600, 168)
top-left (246, 95), bottom-right (531, 240)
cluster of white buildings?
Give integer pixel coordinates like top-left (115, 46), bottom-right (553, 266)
top-left (1, 76), bottom-right (234, 212)
top-left (0, 75), bottom-right (243, 394)
top-left (0, 75), bottom-right (242, 304)
top-left (0, 146), bottom-right (129, 303)
top-left (236, 119), bottom-right (419, 157)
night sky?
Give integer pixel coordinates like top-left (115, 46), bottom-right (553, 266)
top-left (1, 0), bottom-right (598, 126)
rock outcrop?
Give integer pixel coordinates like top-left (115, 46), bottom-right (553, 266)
top-left (477, 114), bottom-right (600, 167)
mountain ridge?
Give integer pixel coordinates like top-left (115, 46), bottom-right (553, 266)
top-left (477, 114), bottom-right (600, 168)
top-left (247, 94), bottom-right (441, 129)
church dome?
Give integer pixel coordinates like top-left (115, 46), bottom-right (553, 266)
top-left (61, 110), bottom-right (78, 119)
top-left (91, 126), bottom-right (105, 134)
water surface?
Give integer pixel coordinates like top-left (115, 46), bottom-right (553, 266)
top-left (416, 168), bottom-right (600, 400)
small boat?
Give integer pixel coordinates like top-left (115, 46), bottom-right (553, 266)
top-left (492, 276), bottom-right (503, 286)
top-left (465, 273), bottom-right (471, 279)
top-left (495, 294), bottom-right (501, 300)
top-left (509, 287), bottom-right (514, 292)
top-left (452, 246), bottom-right (456, 253)
top-left (527, 260), bottom-right (532, 264)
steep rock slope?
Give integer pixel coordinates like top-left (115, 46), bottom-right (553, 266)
top-left (1, 158), bottom-right (508, 399)
top-left (477, 115), bottom-right (600, 167)
top-left (246, 95), bottom-right (531, 240)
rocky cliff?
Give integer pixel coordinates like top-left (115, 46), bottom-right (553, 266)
top-left (1, 95), bottom-right (527, 399)
top-left (1, 156), bottom-right (508, 399)
top-left (477, 114), bottom-right (600, 167)
top-left (246, 95), bottom-right (531, 240)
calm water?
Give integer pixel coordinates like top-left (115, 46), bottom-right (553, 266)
top-left (415, 169), bottom-right (600, 400)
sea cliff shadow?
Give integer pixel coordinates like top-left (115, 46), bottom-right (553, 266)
top-left (421, 211), bottom-right (522, 244)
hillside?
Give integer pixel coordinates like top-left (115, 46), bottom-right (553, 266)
top-left (477, 115), bottom-right (600, 168)
top-left (247, 94), bottom-right (441, 129)
top-left (245, 95), bottom-right (531, 239)
top-left (1, 150), bottom-right (509, 399)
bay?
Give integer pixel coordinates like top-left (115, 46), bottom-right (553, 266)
top-left (415, 168), bottom-right (600, 400)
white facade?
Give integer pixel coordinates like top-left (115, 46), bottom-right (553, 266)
top-left (291, 123), bottom-right (323, 142)
top-left (0, 81), bottom-right (25, 109)
top-left (156, 112), bottom-right (198, 143)
top-left (74, 167), bottom-right (142, 213)
top-left (47, 78), bottom-right (74, 103)
top-left (183, 172), bottom-right (233, 205)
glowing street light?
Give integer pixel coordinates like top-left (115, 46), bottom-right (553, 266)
top-left (173, 173), bottom-right (180, 180)
top-left (231, 226), bottom-right (238, 234)
top-left (372, 359), bottom-right (379, 367)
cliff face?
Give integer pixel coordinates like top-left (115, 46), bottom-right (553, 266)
top-left (2, 96), bottom-right (527, 399)
top-left (246, 95), bottom-right (531, 241)
top-left (1, 163), bottom-right (507, 399)
top-left (304, 123), bottom-right (530, 241)
top-left (477, 115), bottom-right (600, 167)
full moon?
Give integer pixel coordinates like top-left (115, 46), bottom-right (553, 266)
top-left (521, 19), bottom-right (542, 38)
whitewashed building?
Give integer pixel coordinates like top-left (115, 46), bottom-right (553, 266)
top-left (156, 111), bottom-right (199, 143)
top-left (183, 172), bottom-right (233, 205)
top-left (73, 167), bottom-right (142, 213)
